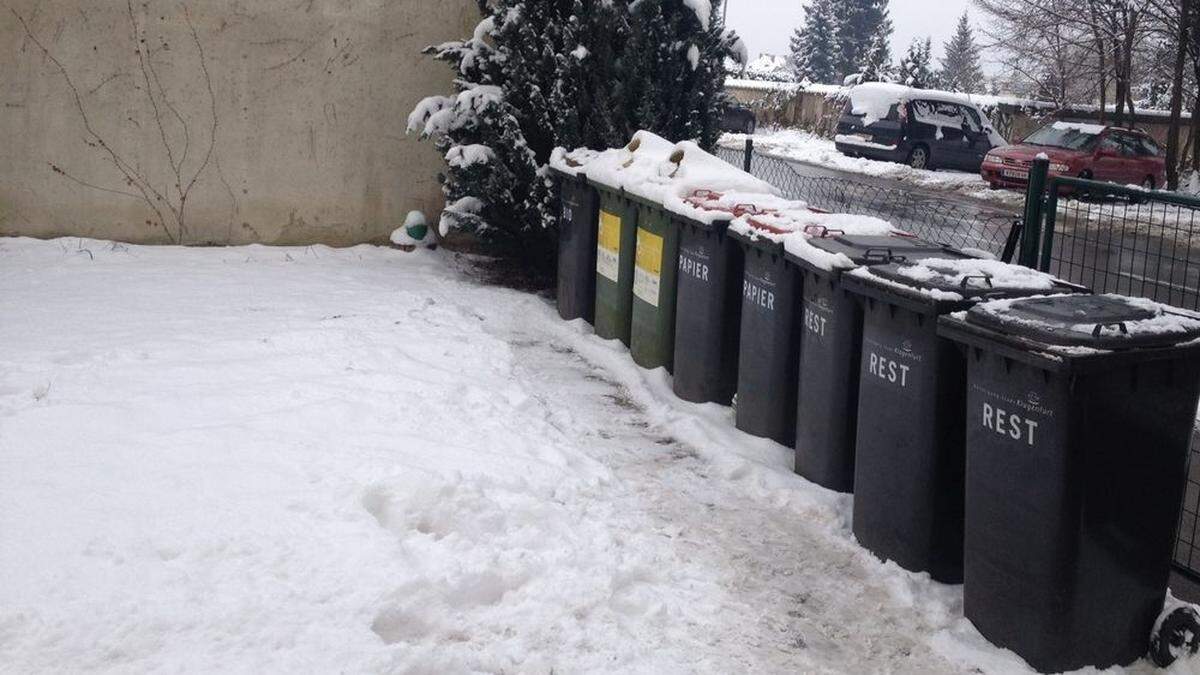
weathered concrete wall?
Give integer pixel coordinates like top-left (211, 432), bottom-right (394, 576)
top-left (0, 0), bottom-right (477, 245)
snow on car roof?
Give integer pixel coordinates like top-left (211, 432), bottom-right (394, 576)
top-left (1050, 121), bottom-right (1107, 135)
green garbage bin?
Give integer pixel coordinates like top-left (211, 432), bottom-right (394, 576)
top-left (592, 186), bottom-right (639, 346)
top-left (629, 197), bottom-right (680, 371)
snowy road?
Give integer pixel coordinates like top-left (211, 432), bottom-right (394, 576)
top-left (0, 238), bottom-right (1182, 673)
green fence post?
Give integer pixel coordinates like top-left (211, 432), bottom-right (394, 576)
top-left (1039, 182), bottom-right (1059, 273)
top-left (744, 138), bottom-right (753, 174)
top-left (1019, 156), bottom-right (1050, 268)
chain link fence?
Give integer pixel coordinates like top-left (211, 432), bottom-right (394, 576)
top-left (714, 142), bottom-right (1022, 260)
top-left (1041, 183), bottom-right (1200, 312)
top-left (1036, 177), bottom-right (1200, 582)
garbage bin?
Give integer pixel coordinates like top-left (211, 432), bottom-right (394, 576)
top-left (788, 232), bottom-right (955, 493)
top-left (592, 186), bottom-right (639, 346)
top-left (938, 294), bottom-right (1200, 673)
top-left (729, 220), bottom-right (802, 446)
top-left (672, 199), bottom-right (744, 405)
top-left (840, 258), bottom-right (1083, 583)
top-left (552, 168), bottom-right (599, 323)
top-left (629, 195), bottom-right (681, 371)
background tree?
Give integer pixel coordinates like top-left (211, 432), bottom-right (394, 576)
top-left (837, 0), bottom-right (892, 80)
top-left (939, 12), bottom-right (984, 93)
top-left (896, 37), bottom-right (934, 88)
top-left (791, 0), bottom-right (842, 84)
top-left (859, 22), bottom-right (894, 81)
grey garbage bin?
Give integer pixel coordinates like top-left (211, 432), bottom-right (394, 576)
top-left (939, 294), bottom-right (1200, 673)
top-left (840, 258), bottom-right (1084, 583)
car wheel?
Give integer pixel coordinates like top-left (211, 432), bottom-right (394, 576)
top-left (746, 119), bottom-right (757, 135)
top-left (907, 145), bottom-right (929, 170)
top-left (1143, 176), bottom-right (1155, 190)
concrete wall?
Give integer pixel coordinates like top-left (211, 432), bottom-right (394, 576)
top-left (0, 0), bottom-right (477, 245)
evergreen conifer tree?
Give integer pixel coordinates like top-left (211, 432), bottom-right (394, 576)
top-left (858, 17), bottom-right (893, 82)
top-left (938, 12), bottom-right (983, 93)
top-left (408, 0), bottom-right (742, 269)
top-left (836, 0), bottom-right (890, 80)
top-left (896, 37), bottom-right (933, 88)
top-left (790, 0), bottom-right (841, 84)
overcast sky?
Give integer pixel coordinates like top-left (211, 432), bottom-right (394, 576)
top-left (724, 0), bottom-right (978, 67)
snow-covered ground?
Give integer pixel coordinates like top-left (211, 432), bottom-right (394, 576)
top-left (0, 237), bottom-right (1188, 674)
top-left (720, 129), bottom-right (1026, 209)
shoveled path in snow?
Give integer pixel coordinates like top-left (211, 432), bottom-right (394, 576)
top-left (0, 238), bottom-right (1174, 673)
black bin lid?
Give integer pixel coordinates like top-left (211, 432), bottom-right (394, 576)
top-left (865, 256), bottom-right (1070, 300)
top-left (805, 234), bottom-right (952, 265)
top-left (966, 294), bottom-right (1200, 349)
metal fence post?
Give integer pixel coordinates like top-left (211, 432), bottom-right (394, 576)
top-left (1039, 183), bottom-right (1060, 273)
top-left (1019, 156), bottom-right (1050, 268)
top-left (744, 138), bottom-right (753, 174)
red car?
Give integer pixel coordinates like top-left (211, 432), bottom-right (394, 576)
top-left (981, 122), bottom-right (1166, 191)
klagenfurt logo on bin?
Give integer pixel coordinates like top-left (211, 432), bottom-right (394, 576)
top-left (970, 383), bottom-right (1055, 448)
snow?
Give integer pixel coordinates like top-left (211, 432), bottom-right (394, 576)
top-left (0, 237), bottom-right (1192, 673)
top-left (571, 44), bottom-right (589, 60)
top-left (445, 144), bottom-right (496, 169)
top-left (686, 44), bottom-right (700, 71)
top-left (681, 0), bottom-right (711, 28)
top-left (553, 131), bottom-right (778, 225)
top-left (971, 294), bottom-right (1200, 344)
top-left (719, 130), bottom-right (1025, 208)
top-left (1052, 120), bottom-right (1107, 135)
top-left (833, 133), bottom-right (898, 151)
top-left (893, 258), bottom-right (1061, 292)
top-left (390, 211), bottom-right (429, 247)
top-left (438, 196), bottom-right (484, 236)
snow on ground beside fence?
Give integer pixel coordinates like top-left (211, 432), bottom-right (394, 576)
top-left (719, 130), bottom-right (1026, 209)
top-left (0, 238), bottom-right (1185, 674)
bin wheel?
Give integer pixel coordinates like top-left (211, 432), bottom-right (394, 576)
top-left (1149, 605), bottom-right (1200, 667)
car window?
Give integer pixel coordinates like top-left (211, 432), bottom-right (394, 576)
top-left (1024, 123), bottom-right (1102, 151)
top-left (1113, 133), bottom-right (1143, 157)
top-left (1099, 135), bottom-right (1123, 154)
top-left (960, 106), bottom-right (983, 133)
top-left (1137, 135), bottom-right (1163, 157)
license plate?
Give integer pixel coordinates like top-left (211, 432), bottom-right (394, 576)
top-left (1001, 169), bottom-right (1029, 180)
top-left (852, 133), bottom-right (873, 142)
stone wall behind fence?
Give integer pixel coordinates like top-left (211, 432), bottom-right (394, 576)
top-left (0, 0), bottom-right (476, 246)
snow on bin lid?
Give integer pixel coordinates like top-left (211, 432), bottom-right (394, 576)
top-left (800, 234), bottom-right (950, 268)
top-left (550, 131), bottom-right (779, 225)
top-left (966, 294), bottom-right (1200, 350)
top-left (731, 210), bottom-right (895, 262)
top-left (851, 257), bottom-right (1082, 303)
top-left (859, 255), bottom-right (1075, 297)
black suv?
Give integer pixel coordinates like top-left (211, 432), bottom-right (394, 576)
top-left (834, 83), bottom-right (1006, 172)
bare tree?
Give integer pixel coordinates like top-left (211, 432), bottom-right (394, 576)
top-left (12, 2), bottom-right (219, 244)
top-left (975, 0), bottom-right (1152, 125)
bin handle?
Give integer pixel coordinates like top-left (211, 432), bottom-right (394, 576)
top-left (735, 203), bottom-right (761, 214)
top-left (1092, 322), bottom-right (1129, 337)
top-left (862, 248), bottom-right (899, 263)
top-left (691, 189), bottom-right (720, 200)
top-left (959, 274), bottom-right (994, 289)
top-left (802, 225), bottom-right (845, 238)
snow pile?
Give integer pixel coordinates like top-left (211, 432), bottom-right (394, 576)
top-left (725, 205), bottom-right (898, 271)
top-left (552, 131), bottom-right (778, 223)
